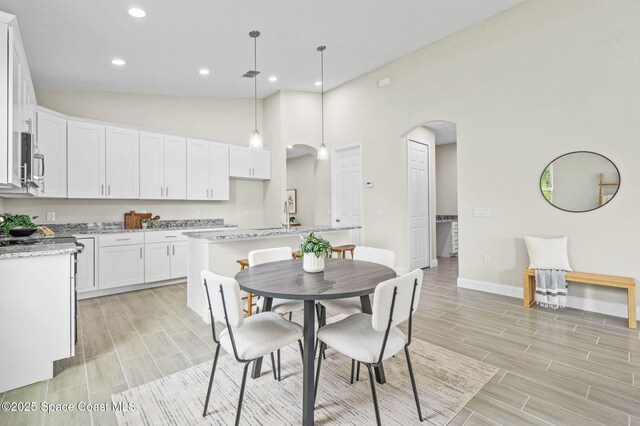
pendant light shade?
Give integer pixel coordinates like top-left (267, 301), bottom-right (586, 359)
top-left (317, 45), bottom-right (328, 160)
top-left (249, 31), bottom-right (263, 149)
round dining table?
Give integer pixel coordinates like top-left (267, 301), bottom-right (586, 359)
top-left (235, 257), bottom-right (396, 426)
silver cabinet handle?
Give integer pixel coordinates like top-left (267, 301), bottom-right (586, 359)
top-left (161, 187), bottom-right (164, 197)
top-left (115, 238), bottom-right (130, 241)
top-left (101, 184), bottom-right (104, 195)
top-left (140, 247), bottom-right (143, 258)
top-left (166, 245), bottom-right (170, 256)
top-left (172, 245), bottom-right (175, 255)
top-left (108, 185), bottom-right (111, 196)
top-left (206, 188), bottom-right (209, 198)
top-left (166, 187), bottom-right (169, 197)
top-left (165, 235), bottom-right (176, 238)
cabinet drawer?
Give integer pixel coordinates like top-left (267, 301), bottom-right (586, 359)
top-left (145, 230), bottom-right (189, 243)
top-left (99, 233), bottom-right (145, 247)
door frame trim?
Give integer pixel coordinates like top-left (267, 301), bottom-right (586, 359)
top-left (331, 142), bottom-right (364, 243)
top-left (406, 138), bottom-right (432, 270)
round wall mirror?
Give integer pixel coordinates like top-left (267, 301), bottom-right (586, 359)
top-left (540, 151), bottom-right (620, 212)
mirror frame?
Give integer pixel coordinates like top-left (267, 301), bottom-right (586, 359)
top-left (539, 150), bottom-right (621, 213)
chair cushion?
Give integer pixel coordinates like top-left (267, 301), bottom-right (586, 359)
top-left (219, 312), bottom-right (303, 360)
top-left (258, 298), bottom-right (305, 315)
top-left (320, 297), bottom-right (363, 316)
top-left (317, 313), bottom-right (405, 364)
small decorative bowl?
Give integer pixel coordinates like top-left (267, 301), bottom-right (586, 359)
top-left (9, 228), bottom-right (37, 237)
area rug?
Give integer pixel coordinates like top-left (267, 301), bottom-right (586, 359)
top-left (112, 337), bottom-right (496, 425)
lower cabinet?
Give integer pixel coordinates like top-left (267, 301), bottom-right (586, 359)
top-left (76, 237), bottom-right (96, 293)
top-left (170, 241), bottom-right (188, 279)
top-left (145, 241), bottom-right (188, 283)
top-left (99, 244), bottom-right (145, 289)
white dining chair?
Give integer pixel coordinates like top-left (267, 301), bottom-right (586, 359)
top-left (249, 247), bottom-right (305, 321)
top-left (315, 269), bottom-right (424, 425)
top-left (201, 270), bottom-right (303, 425)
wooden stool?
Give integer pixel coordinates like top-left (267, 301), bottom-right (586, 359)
top-left (330, 244), bottom-right (356, 259)
top-left (236, 259), bottom-right (256, 316)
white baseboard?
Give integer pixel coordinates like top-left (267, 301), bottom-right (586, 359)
top-left (430, 258), bottom-right (438, 268)
top-left (457, 277), bottom-right (639, 319)
top-left (77, 278), bottom-right (185, 300)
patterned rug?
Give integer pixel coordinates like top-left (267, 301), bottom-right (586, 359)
top-left (112, 338), bottom-right (496, 425)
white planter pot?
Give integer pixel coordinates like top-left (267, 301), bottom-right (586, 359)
top-left (303, 253), bottom-right (325, 273)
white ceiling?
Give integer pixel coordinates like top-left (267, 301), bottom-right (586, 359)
top-left (425, 121), bottom-right (457, 145)
top-left (0, 0), bottom-right (523, 98)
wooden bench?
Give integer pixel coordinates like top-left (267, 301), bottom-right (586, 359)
top-left (523, 269), bottom-right (637, 329)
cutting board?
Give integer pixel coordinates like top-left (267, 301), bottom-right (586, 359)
top-left (124, 211), bottom-right (152, 229)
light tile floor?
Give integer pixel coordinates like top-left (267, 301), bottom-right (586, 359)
top-left (0, 257), bottom-right (638, 425)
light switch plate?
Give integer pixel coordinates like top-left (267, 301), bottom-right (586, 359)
top-left (366, 181), bottom-right (374, 188)
top-left (473, 207), bottom-right (491, 217)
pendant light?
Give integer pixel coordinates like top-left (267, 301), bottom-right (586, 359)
top-left (249, 31), bottom-right (263, 149)
top-left (317, 45), bottom-right (329, 160)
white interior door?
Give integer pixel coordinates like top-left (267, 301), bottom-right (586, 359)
top-left (332, 145), bottom-right (362, 244)
top-left (408, 139), bottom-right (431, 269)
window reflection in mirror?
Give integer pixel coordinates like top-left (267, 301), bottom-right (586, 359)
top-left (540, 151), bottom-right (620, 212)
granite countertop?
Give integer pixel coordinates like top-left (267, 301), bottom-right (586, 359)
top-left (0, 242), bottom-right (80, 260)
top-left (436, 215), bottom-right (458, 223)
top-left (44, 219), bottom-right (236, 236)
top-left (184, 225), bottom-right (361, 242)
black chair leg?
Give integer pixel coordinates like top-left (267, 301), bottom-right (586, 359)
top-left (320, 306), bottom-right (327, 359)
top-left (350, 359), bottom-right (355, 384)
top-left (235, 361), bottom-right (252, 426)
top-left (277, 349), bottom-right (281, 381)
top-left (314, 343), bottom-right (325, 401)
top-left (202, 344), bottom-right (221, 417)
top-left (356, 361), bottom-right (361, 381)
top-left (366, 364), bottom-right (382, 426)
top-left (405, 347), bottom-right (424, 422)
top-left (298, 339), bottom-right (304, 362)
top-left (288, 311), bottom-right (293, 321)
top-left (270, 352), bottom-right (277, 380)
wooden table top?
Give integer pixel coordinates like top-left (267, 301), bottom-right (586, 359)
top-left (235, 258), bottom-right (396, 301)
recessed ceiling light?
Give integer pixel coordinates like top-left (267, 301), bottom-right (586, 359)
top-left (315, 81), bottom-right (322, 86)
top-left (268, 76), bottom-right (278, 82)
top-left (199, 68), bottom-right (210, 76)
top-left (287, 145), bottom-right (294, 149)
top-left (128, 8), bottom-right (146, 18)
top-left (111, 58), bottom-right (126, 66)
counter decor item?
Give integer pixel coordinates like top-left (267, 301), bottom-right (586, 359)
top-left (140, 216), bottom-right (160, 229)
top-left (124, 211), bottom-right (159, 229)
top-left (0, 213), bottom-right (39, 237)
top-left (299, 232), bottom-right (332, 273)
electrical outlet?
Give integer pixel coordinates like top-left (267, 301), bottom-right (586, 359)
top-left (473, 207), bottom-right (492, 217)
top-left (244, 209), bottom-right (250, 217)
top-left (483, 254), bottom-right (491, 264)
top-left (195, 210), bottom-right (201, 218)
top-left (46, 212), bottom-right (55, 221)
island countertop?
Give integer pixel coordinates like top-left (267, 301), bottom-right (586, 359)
top-left (183, 225), bottom-right (361, 242)
top-left (0, 242), bottom-right (80, 260)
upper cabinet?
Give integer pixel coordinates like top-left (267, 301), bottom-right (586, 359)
top-left (67, 121), bottom-right (105, 198)
top-left (229, 146), bottom-right (271, 180)
top-left (105, 127), bottom-right (139, 199)
top-left (140, 132), bottom-right (186, 200)
top-left (35, 110), bottom-right (67, 198)
top-left (0, 14), bottom-right (36, 190)
top-left (186, 139), bottom-right (229, 201)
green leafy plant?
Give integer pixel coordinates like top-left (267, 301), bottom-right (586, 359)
top-left (289, 216), bottom-right (296, 223)
top-left (299, 232), bottom-right (332, 258)
top-left (140, 217), bottom-right (158, 228)
top-left (0, 213), bottom-right (39, 234)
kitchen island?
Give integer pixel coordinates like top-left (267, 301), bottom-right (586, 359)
top-left (184, 225), bottom-right (360, 320)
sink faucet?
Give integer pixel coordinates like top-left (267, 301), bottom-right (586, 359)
top-left (283, 200), bottom-right (290, 230)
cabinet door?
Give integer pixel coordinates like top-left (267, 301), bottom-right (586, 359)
top-left (186, 139), bottom-right (209, 200)
top-left (251, 149), bottom-right (271, 180)
top-left (164, 136), bottom-right (187, 200)
top-left (76, 237), bottom-right (96, 293)
top-left (208, 142), bottom-right (229, 200)
top-left (105, 127), bottom-right (139, 199)
top-left (9, 37), bottom-right (23, 186)
top-left (99, 244), bottom-right (145, 289)
top-left (144, 242), bottom-right (171, 283)
top-left (36, 111), bottom-right (67, 197)
top-left (139, 132), bottom-right (164, 199)
top-left (229, 145), bottom-right (251, 178)
top-left (170, 241), bottom-right (188, 279)
top-left (67, 121), bottom-right (105, 198)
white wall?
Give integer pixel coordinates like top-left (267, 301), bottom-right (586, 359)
top-left (2, 90), bottom-right (265, 226)
top-left (435, 143), bottom-right (458, 215)
top-left (320, 0), bottom-right (640, 313)
top-left (286, 155), bottom-right (316, 226)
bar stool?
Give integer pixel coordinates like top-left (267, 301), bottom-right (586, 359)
top-left (236, 259), bottom-right (257, 316)
top-left (330, 244), bottom-right (356, 259)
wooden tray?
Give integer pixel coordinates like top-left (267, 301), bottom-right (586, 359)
top-left (124, 211), bottom-right (152, 229)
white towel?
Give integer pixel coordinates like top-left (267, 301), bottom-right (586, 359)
top-left (535, 269), bottom-right (567, 309)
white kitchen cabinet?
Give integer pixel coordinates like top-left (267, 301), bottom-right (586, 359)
top-left (187, 139), bottom-right (229, 200)
top-left (140, 133), bottom-right (186, 200)
top-left (229, 146), bottom-right (270, 180)
top-left (145, 242), bottom-right (171, 283)
top-left (105, 127), bottom-right (139, 199)
top-left (35, 110), bottom-right (67, 198)
top-left (99, 243), bottom-right (145, 289)
top-left (170, 241), bottom-right (188, 278)
top-left (67, 121), bottom-right (105, 198)
top-left (76, 237), bottom-right (96, 293)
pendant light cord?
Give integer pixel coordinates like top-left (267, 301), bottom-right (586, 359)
top-left (254, 35), bottom-right (258, 130)
top-left (321, 47), bottom-right (324, 143)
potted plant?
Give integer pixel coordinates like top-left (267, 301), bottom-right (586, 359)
top-left (140, 217), bottom-right (159, 229)
top-left (299, 232), bottom-right (332, 273)
top-left (0, 213), bottom-right (39, 237)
